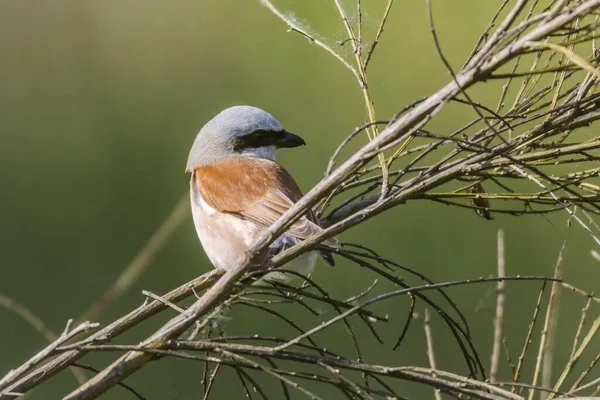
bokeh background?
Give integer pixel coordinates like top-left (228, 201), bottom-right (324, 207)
top-left (1, 1), bottom-right (599, 399)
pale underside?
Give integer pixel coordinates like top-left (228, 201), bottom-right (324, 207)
top-left (189, 158), bottom-right (334, 276)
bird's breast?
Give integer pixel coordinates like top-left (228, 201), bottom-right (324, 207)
top-left (190, 178), bottom-right (317, 277)
top-left (190, 185), bottom-right (259, 271)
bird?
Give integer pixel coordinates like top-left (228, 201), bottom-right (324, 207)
top-left (186, 105), bottom-right (335, 279)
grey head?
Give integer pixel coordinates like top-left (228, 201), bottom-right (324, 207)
top-left (186, 105), bottom-right (306, 171)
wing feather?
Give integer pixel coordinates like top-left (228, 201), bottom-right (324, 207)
top-left (194, 158), bottom-right (336, 265)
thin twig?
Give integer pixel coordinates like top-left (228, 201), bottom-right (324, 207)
top-left (275, 276), bottom-right (556, 353)
top-left (513, 282), bottom-right (548, 390)
top-left (364, 0), bottom-right (394, 70)
top-left (260, 0), bottom-right (361, 84)
top-left (531, 242), bottom-right (567, 400)
top-left (424, 309), bottom-right (442, 400)
top-left (490, 229), bottom-right (506, 382)
top-left (0, 320), bottom-right (99, 393)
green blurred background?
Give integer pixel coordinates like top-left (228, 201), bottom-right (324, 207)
top-left (1, 1), bottom-right (599, 399)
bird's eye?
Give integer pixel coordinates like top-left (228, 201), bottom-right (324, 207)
top-left (231, 137), bottom-right (243, 151)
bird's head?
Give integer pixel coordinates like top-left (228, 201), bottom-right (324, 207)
top-left (186, 106), bottom-right (305, 171)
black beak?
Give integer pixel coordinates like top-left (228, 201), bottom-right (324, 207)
top-left (275, 130), bottom-right (306, 148)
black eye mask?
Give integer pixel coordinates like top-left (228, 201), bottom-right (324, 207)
top-left (232, 130), bottom-right (285, 151)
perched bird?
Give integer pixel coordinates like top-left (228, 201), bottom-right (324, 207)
top-left (186, 106), bottom-right (335, 278)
